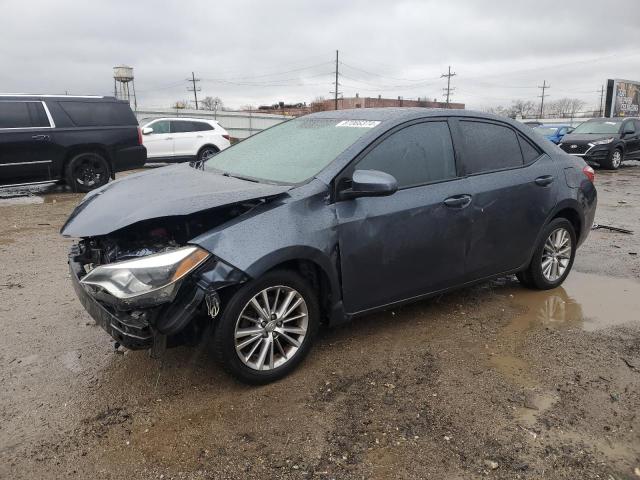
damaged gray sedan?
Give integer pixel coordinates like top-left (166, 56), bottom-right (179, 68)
top-left (63, 108), bottom-right (596, 384)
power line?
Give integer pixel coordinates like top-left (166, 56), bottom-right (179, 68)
top-left (187, 71), bottom-right (201, 110)
top-left (441, 66), bottom-right (456, 108)
top-left (538, 80), bottom-right (550, 118)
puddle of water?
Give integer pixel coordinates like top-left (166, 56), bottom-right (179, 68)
top-left (488, 271), bottom-right (640, 389)
top-left (506, 271), bottom-right (640, 333)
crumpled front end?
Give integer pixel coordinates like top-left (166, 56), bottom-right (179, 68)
top-left (68, 232), bottom-right (248, 352)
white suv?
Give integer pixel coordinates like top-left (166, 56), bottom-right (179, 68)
top-left (140, 117), bottom-right (231, 163)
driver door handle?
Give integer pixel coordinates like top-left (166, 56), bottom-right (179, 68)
top-left (443, 194), bottom-right (472, 208)
top-left (535, 175), bottom-right (554, 186)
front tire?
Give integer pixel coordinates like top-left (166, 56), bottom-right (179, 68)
top-left (601, 148), bottom-right (623, 170)
top-left (65, 152), bottom-right (110, 192)
top-left (517, 218), bottom-right (576, 290)
top-left (213, 269), bottom-right (319, 384)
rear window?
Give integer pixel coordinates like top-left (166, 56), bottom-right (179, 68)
top-left (58, 101), bottom-right (137, 127)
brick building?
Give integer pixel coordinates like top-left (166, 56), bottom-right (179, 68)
top-left (315, 94), bottom-right (464, 111)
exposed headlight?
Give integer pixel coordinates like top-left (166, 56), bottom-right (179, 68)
top-left (81, 246), bottom-right (210, 306)
top-left (590, 137), bottom-right (614, 146)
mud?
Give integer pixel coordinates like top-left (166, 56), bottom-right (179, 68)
top-left (1, 164), bottom-right (639, 479)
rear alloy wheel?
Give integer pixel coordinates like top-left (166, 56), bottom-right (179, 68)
top-left (198, 146), bottom-right (219, 162)
top-left (602, 148), bottom-right (623, 170)
top-left (213, 270), bottom-right (319, 384)
top-left (518, 218), bottom-right (576, 290)
top-left (65, 152), bottom-right (110, 192)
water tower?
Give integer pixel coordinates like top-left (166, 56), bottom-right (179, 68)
top-left (113, 65), bottom-right (137, 110)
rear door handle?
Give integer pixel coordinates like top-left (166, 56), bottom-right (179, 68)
top-left (443, 194), bottom-right (472, 208)
top-left (535, 175), bottom-right (554, 186)
top-left (32, 134), bottom-right (50, 141)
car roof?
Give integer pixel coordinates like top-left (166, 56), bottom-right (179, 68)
top-left (537, 124), bottom-right (570, 128)
top-left (0, 94), bottom-right (121, 102)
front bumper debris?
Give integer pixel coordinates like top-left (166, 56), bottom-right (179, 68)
top-left (68, 245), bottom-right (249, 351)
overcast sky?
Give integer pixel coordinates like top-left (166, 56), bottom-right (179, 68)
top-left (1, 0), bottom-right (639, 111)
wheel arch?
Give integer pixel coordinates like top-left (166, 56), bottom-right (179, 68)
top-left (241, 246), bottom-right (344, 325)
top-left (63, 145), bottom-right (114, 179)
top-left (197, 143), bottom-right (220, 157)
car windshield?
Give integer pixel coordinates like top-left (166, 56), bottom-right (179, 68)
top-left (536, 126), bottom-right (559, 135)
top-left (204, 117), bottom-right (378, 184)
top-left (572, 120), bottom-right (621, 135)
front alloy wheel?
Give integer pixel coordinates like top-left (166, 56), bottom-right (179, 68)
top-left (234, 286), bottom-right (309, 371)
top-left (213, 269), bottom-right (319, 384)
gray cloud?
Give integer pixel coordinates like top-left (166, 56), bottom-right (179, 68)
top-left (1, 0), bottom-right (638, 111)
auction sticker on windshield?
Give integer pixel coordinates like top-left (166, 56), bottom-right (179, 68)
top-left (336, 120), bottom-right (381, 128)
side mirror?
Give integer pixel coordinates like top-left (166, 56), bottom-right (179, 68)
top-left (566, 127), bottom-right (574, 134)
top-left (339, 169), bottom-right (398, 200)
top-left (142, 127), bottom-right (154, 135)
top-left (623, 124), bottom-right (635, 135)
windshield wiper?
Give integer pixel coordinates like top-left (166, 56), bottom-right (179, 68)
top-left (222, 172), bottom-right (260, 183)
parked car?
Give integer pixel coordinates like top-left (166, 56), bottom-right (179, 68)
top-left (140, 117), bottom-right (231, 163)
top-left (534, 124), bottom-right (573, 144)
top-left (62, 109), bottom-right (597, 384)
top-left (558, 117), bottom-right (640, 169)
top-left (0, 95), bottom-right (145, 191)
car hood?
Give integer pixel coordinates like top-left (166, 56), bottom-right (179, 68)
top-left (561, 133), bottom-right (620, 143)
top-left (61, 164), bottom-right (291, 237)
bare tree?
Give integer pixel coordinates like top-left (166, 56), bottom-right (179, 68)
top-left (507, 100), bottom-right (537, 118)
top-left (201, 96), bottom-right (224, 113)
top-left (547, 98), bottom-right (586, 117)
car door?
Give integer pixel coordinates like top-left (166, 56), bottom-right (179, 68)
top-left (622, 120), bottom-right (640, 158)
top-left (335, 119), bottom-right (472, 314)
top-left (0, 100), bottom-right (57, 186)
top-left (171, 120), bottom-right (200, 157)
top-left (453, 118), bottom-right (560, 280)
top-left (142, 120), bottom-right (173, 159)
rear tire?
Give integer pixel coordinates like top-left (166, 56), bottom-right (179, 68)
top-left (213, 269), bottom-right (319, 384)
top-left (65, 152), bottom-right (110, 192)
top-left (517, 218), bottom-right (576, 290)
top-left (197, 145), bottom-right (220, 163)
top-left (601, 148), bottom-right (623, 170)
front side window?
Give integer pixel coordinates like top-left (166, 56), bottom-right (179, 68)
top-left (356, 121), bottom-right (457, 188)
top-left (149, 120), bottom-right (170, 134)
top-left (459, 121), bottom-right (523, 174)
top-left (0, 101), bottom-right (32, 128)
top-left (204, 117), bottom-right (376, 184)
top-left (623, 121), bottom-right (636, 134)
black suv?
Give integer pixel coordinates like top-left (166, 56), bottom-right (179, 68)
top-left (559, 117), bottom-right (640, 170)
top-left (0, 95), bottom-right (146, 191)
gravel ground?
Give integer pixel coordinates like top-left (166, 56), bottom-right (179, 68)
top-left (1, 164), bottom-right (639, 479)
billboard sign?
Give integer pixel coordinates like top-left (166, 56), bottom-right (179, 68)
top-left (605, 79), bottom-right (640, 117)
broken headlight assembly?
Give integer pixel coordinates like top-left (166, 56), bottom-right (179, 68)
top-left (80, 245), bottom-right (210, 308)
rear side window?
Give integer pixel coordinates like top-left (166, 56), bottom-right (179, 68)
top-left (58, 101), bottom-right (136, 127)
top-left (356, 121), bottom-right (457, 188)
top-left (0, 101), bottom-right (32, 128)
top-left (26, 102), bottom-right (50, 127)
top-left (518, 135), bottom-right (542, 164)
top-left (171, 121), bottom-right (213, 133)
top-left (458, 121), bottom-right (523, 174)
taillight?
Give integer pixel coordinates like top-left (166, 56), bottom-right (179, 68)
top-left (222, 134), bottom-right (230, 141)
top-left (137, 127), bottom-right (143, 145)
top-left (582, 165), bottom-right (595, 183)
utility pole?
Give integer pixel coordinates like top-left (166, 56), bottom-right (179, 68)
top-left (598, 85), bottom-right (605, 117)
top-left (187, 72), bottom-right (201, 110)
top-left (538, 80), bottom-right (550, 119)
top-left (441, 66), bottom-right (456, 108)
top-left (331, 50), bottom-right (340, 110)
